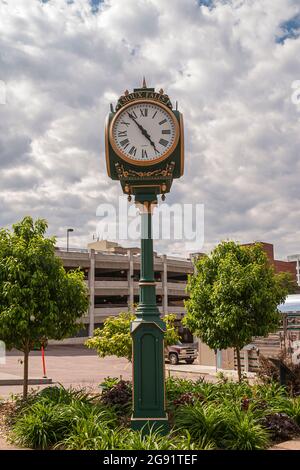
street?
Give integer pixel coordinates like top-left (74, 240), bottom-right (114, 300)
top-left (0, 345), bottom-right (131, 398)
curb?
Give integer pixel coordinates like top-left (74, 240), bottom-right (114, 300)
top-left (0, 378), bottom-right (53, 386)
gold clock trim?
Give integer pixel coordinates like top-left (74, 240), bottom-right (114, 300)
top-left (105, 114), bottom-right (111, 177)
top-left (179, 112), bottom-right (184, 176)
top-left (108, 99), bottom-right (180, 166)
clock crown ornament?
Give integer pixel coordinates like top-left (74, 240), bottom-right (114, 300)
top-left (105, 79), bottom-right (184, 199)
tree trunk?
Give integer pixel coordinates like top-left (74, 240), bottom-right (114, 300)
top-left (236, 347), bottom-right (242, 382)
top-left (23, 347), bottom-right (29, 399)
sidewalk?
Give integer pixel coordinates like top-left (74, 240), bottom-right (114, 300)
top-left (270, 439), bottom-right (300, 450)
top-left (166, 364), bottom-right (256, 382)
top-left (0, 372), bottom-right (52, 386)
top-left (0, 437), bottom-right (28, 450)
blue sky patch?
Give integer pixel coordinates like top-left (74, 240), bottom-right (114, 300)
top-left (90, 0), bottom-right (103, 14)
top-left (277, 13), bottom-right (300, 43)
top-left (39, 0), bottom-right (103, 12)
top-left (197, 0), bottom-right (214, 7)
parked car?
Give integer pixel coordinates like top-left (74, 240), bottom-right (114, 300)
top-left (165, 341), bottom-right (198, 365)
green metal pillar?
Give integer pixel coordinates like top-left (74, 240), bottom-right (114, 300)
top-left (131, 194), bottom-right (169, 433)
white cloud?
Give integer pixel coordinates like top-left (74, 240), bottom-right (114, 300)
top-left (0, 0), bottom-right (299, 258)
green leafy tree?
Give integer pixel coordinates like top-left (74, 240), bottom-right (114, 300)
top-left (0, 217), bottom-right (89, 398)
top-left (184, 241), bottom-right (289, 381)
top-left (86, 312), bottom-right (179, 361)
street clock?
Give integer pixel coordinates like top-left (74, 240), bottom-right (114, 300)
top-left (104, 79), bottom-right (185, 433)
top-left (105, 79), bottom-right (184, 199)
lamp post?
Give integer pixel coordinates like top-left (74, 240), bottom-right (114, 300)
top-left (67, 228), bottom-right (74, 252)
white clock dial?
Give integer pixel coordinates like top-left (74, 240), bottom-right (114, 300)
top-left (110, 101), bottom-right (179, 164)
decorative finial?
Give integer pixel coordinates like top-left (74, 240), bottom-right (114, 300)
top-left (124, 89), bottom-right (129, 96)
top-left (159, 88), bottom-right (164, 95)
top-left (142, 76), bottom-right (147, 88)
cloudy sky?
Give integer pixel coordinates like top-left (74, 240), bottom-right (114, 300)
top-left (0, 0), bottom-right (299, 258)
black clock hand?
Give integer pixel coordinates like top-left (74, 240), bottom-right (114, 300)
top-left (127, 112), bottom-right (159, 154)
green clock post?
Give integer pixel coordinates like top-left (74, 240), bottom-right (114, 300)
top-left (105, 79), bottom-right (184, 432)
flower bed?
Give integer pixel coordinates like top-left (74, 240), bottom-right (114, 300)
top-left (3, 378), bottom-right (300, 450)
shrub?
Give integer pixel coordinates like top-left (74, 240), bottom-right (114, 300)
top-left (37, 385), bottom-right (96, 405)
top-left (119, 427), bottom-right (214, 450)
top-left (174, 403), bottom-right (225, 448)
top-left (278, 398), bottom-right (300, 425)
top-left (10, 386), bottom-right (119, 450)
top-left (221, 406), bottom-right (270, 450)
top-left (57, 406), bottom-right (120, 450)
top-left (260, 413), bottom-right (300, 443)
top-left (10, 401), bottom-right (71, 449)
top-left (100, 377), bottom-right (120, 392)
top-left (59, 423), bottom-right (122, 450)
top-left (65, 400), bottom-right (118, 427)
top-left (101, 380), bottom-right (132, 410)
top-left (172, 392), bottom-right (205, 408)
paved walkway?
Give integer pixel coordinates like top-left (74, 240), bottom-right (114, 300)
top-left (0, 437), bottom-right (28, 450)
top-left (0, 345), bottom-right (131, 398)
top-left (166, 364), bottom-right (256, 382)
top-left (270, 439), bottom-right (300, 450)
top-left (1, 346), bottom-right (255, 398)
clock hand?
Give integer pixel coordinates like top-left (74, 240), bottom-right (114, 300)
top-left (127, 112), bottom-right (159, 154)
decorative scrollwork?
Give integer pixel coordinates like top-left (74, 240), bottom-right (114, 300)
top-left (115, 162), bottom-right (175, 180)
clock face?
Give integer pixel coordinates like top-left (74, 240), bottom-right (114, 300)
top-left (110, 100), bottom-right (179, 165)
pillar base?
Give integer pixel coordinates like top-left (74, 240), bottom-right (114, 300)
top-left (131, 416), bottom-right (169, 435)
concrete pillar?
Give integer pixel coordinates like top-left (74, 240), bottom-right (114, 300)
top-left (162, 254), bottom-right (168, 316)
top-left (128, 249), bottom-right (134, 311)
top-left (88, 249), bottom-right (95, 337)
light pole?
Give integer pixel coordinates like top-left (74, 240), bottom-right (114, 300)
top-left (67, 228), bottom-right (74, 252)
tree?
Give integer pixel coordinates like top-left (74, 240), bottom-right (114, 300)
top-left (183, 241), bottom-right (289, 381)
top-left (0, 216), bottom-right (89, 398)
top-left (85, 312), bottom-right (179, 361)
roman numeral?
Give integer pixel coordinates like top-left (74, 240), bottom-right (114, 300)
top-left (129, 146), bottom-right (137, 156)
top-left (152, 111), bottom-right (157, 119)
top-left (159, 138), bottom-right (169, 147)
top-left (159, 119), bottom-right (167, 125)
top-left (118, 130), bottom-right (127, 137)
top-left (128, 110), bottom-right (137, 119)
top-left (140, 108), bottom-right (148, 117)
top-left (162, 129), bottom-right (171, 134)
top-left (142, 149), bottom-right (148, 159)
top-left (120, 121), bottom-right (130, 127)
top-left (120, 139), bottom-right (129, 149)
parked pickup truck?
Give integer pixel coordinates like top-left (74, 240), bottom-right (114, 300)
top-left (165, 342), bottom-right (198, 365)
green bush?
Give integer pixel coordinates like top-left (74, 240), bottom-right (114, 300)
top-left (273, 398), bottom-right (300, 425)
top-left (57, 407), bottom-right (121, 450)
top-left (174, 402), bottom-right (270, 450)
top-left (10, 387), bottom-right (119, 450)
top-left (220, 406), bottom-right (270, 450)
top-left (37, 385), bottom-right (97, 405)
top-left (174, 403), bottom-right (225, 448)
top-left (100, 377), bottom-right (120, 391)
top-left (10, 401), bottom-right (71, 449)
top-left (119, 427), bottom-right (214, 450)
